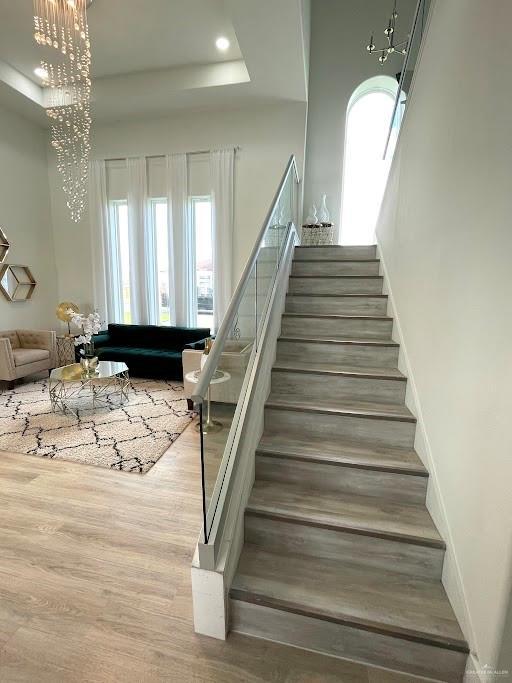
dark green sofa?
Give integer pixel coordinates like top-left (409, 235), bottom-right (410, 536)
top-left (91, 323), bottom-right (210, 380)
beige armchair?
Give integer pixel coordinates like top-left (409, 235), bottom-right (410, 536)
top-left (0, 329), bottom-right (57, 387)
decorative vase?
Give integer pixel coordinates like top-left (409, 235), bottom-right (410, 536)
top-left (82, 341), bottom-right (95, 359)
top-left (81, 356), bottom-right (98, 373)
top-left (318, 194), bottom-right (331, 225)
top-left (305, 204), bottom-right (319, 226)
top-left (80, 341), bottom-right (98, 375)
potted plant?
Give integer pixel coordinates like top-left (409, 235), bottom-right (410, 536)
top-left (68, 310), bottom-right (102, 373)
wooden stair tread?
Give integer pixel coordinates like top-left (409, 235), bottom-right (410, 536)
top-left (231, 546), bottom-right (468, 652)
top-left (278, 335), bottom-right (399, 347)
top-left (289, 275), bottom-right (383, 279)
top-left (257, 433), bottom-right (425, 474)
top-left (286, 293), bottom-right (388, 298)
top-left (272, 359), bottom-right (405, 379)
top-left (282, 312), bottom-right (392, 321)
top-left (292, 258), bottom-right (380, 263)
top-left (247, 480), bottom-right (442, 547)
top-left (267, 395), bottom-right (416, 422)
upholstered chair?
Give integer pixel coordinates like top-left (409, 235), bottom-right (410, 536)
top-left (0, 329), bottom-right (57, 387)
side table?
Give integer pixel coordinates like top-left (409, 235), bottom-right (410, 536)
top-left (185, 369), bottom-right (231, 434)
top-left (56, 335), bottom-right (76, 366)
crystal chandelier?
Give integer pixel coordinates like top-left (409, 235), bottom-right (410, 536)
top-left (33, 0), bottom-right (92, 223)
top-left (366, 0), bottom-right (408, 65)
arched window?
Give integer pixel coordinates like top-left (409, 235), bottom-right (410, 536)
top-left (340, 76), bottom-right (400, 245)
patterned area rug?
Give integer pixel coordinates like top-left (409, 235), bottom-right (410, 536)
top-left (0, 378), bottom-right (194, 473)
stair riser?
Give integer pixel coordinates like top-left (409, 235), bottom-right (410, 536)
top-left (291, 261), bottom-right (380, 276)
top-left (294, 245), bottom-right (377, 260)
top-left (230, 600), bottom-right (467, 682)
top-left (255, 454), bottom-right (426, 504)
top-left (265, 407), bottom-right (416, 449)
top-left (245, 515), bottom-right (443, 580)
top-left (285, 295), bottom-right (388, 316)
top-left (281, 315), bottom-right (392, 340)
top-left (289, 277), bottom-right (383, 296)
top-left (271, 370), bottom-right (406, 405)
top-left (276, 339), bottom-right (399, 368)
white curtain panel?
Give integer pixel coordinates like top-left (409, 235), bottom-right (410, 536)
top-left (210, 148), bottom-right (235, 331)
top-left (166, 153), bottom-right (194, 327)
top-left (127, 158), bottom-right (158, 325)
top-left (89, 160), bottom-right (122, 325)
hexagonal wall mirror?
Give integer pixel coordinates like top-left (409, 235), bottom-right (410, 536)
top-left (0, 228), bottom-right (9, 263)
top-left (0, 264), bottom-right (36, 302)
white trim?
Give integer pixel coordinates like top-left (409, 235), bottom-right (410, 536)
top-left (464, 653), bottom-right (485, 683)
top-left (377, 243), bottom-right (478, 661)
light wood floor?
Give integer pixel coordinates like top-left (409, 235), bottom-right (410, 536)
top-left (0, 415), bottom-right (425, 682)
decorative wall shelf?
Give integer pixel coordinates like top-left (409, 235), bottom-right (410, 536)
top-left (0, 264), bottom-right (36, 302)
top-left (0, 228), bottom-right (9, 263)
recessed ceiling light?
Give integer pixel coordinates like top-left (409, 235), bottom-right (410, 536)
top-left (34, 67), bottom-right (48, 80)
top-left (215, 36), bottom-right (230, 52)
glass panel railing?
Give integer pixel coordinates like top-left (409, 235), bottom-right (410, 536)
top-left (198, 262), bottom-right (257, 516)
top-left (384, 0), bottom-right (432, 160)
top-left (192, 156), bottom-right (299, 545)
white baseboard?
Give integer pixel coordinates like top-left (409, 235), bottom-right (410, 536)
top-left (377, 244), bottom-right (478, 662)
top-left (463, 653), bottom-right (486, 683)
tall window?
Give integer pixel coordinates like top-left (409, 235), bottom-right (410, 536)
top-left (110, 200), bottom-right (131, 323)
top-left (340, 77), bottom-right (397, 245)
top-left (151, 199), bottom-right (171, 325)
top-left (108, 196), bottom-right (214, 328)
top-left (191, 197), bottom-right (213, 330)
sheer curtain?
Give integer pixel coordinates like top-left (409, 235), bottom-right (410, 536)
top-left (210, 149), bottom-right (235, 330)
top-left (89, 159), bottom-right (122, 324)
top-left (167, 153), bottom-right (194, 327)
top-left (91, 149), bottom-right (235, 331)
top-left (127, 158), bottom-right (159, 324)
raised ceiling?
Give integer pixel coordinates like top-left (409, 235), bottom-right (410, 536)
top-left (0, 0), bottom-right (309, 124)
top-left (0, 0), bottom-right (242, 81)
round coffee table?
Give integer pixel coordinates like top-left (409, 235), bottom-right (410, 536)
top-left (49, 361), bottom-right (130, 417)
top-left (185, 369), bottom-right (231, 434)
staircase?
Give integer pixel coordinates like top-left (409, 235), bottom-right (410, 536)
top-left (230, 245), bottom-right (469, 682)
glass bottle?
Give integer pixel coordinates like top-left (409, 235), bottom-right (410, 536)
top-left (319, 194), bottom-right (331, 225)
top-left (305, 204), bottom-right (318, 226)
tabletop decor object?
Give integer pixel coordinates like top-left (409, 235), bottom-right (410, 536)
top-left (67, 310), bottom-right (102, 367)
top-left (301, 196), bottom-right (334, 246)
top-left (56, 301), bottom-right (79, 335)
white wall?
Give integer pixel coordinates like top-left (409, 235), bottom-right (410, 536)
top-left (376, 0), bottom-right (512, 669)
top-left (304, 0), bottom-right (415, 235)
top-left (0, 105), bottom-right (57, 331)
top-left (49, 101), bottom-right (307, 312)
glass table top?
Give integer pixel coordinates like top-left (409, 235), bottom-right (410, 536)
top-left (50, 361), bottom-right (128, 382)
